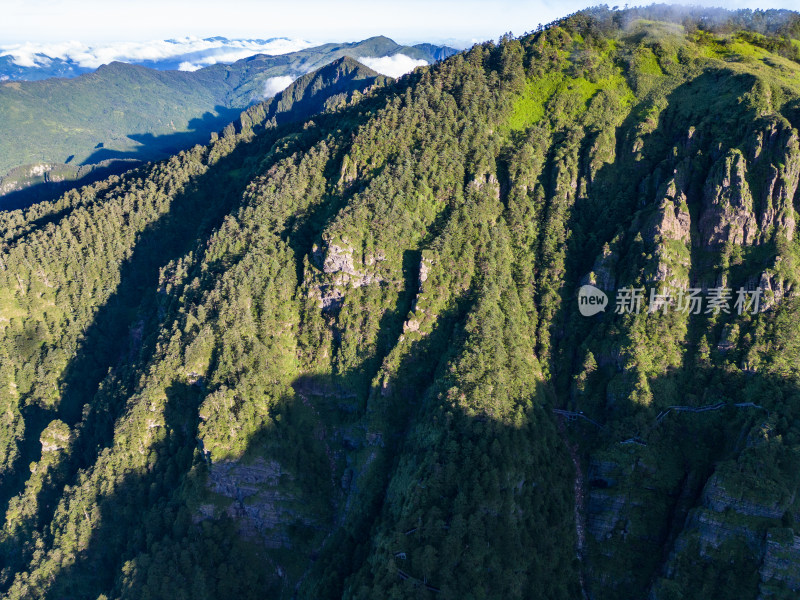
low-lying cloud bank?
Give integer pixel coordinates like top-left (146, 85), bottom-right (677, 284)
top-left (359, 54), bottom-right (428, 78)
top-left (259, 54), bottom-right (429, 100)
top-left (263, 75), bottom-right (297, 97)
top-left (0, 37), bottom-right (316, 70)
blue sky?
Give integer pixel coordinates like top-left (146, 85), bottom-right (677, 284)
top-left (2, 0), bottom-right (799, 45)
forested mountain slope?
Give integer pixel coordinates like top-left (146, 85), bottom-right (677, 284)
top-left (0, 6), bottom-right (800, 600)
top-left (0, 55), bottom-right (388, 211)
top-left (0, 36), bottom-right (453, 207)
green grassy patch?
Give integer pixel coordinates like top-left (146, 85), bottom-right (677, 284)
top-left (506, 72), bottom-right (563, 131)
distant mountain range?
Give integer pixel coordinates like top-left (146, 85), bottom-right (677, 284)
top-left (0, 35), bottom-right (459, 81)
top-left (0, 36), bottom-right (458, 208)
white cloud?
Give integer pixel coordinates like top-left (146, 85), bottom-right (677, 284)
top-left (0, 36), bottom-right (316, 70)
top-left (178, 61), bottom-right (203, 72)
top-left (263, 75), bottom-right (295, 98)
top-left (0, 41), bottom-right (84, 67)
top-left (358, 55), bottom-right (427, 78)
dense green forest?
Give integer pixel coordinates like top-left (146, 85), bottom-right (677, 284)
top-left (0, 55), bottom-right (389, 211)
top-left (1, 5), bottom-right (800, 599)
top-left (0, 36), bottom-right (454, 208)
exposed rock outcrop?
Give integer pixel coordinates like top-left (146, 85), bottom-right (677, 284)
top-left (661, 469), bottom-right (789, 581)
top-left (759, 529), bottom-right (800, 598)
top-left (308, 239), bottom-right (388, 310)
top-left (582, 243), bottom-right (617, 292)
top-left (652, 196), bottom-right (692, 245)
top-left (699, 150), bottom-right (757, 247)
top-left (469, 172), bottom-right (501, 200)
top-left (418, 253), bottom-right (433, 293)
top-left (586, 459), bottom-right (630, 544)
top-left (647, 188), bottom-right (692, 287)
top-left (757, 270), bottom-right (794, 312)
top-left (204, 457), bottom-right (311, 548)
top-left (672, 508), bottom-right (764, 559)
top-left (752, 121), bottom-right (800, 244)
top-left (701, 472), bottom-right (786, 520)
top-left (39, 420), bottom-right (73, 453)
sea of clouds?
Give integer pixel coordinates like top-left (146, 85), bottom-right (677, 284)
top-left (0, 36), bottom-right (431, 98)
top-left (0, 37), bottom-right (316, 70)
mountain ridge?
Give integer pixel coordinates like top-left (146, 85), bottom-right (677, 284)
top-left (0, 35), bottom-right (460, 82)
top-left (0, 37), bottom-right (454, 209)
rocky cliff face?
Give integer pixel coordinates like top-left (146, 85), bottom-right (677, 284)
top-left (201, 458), bottom-right (299, 547)
top-left (759, 530), bottom-right (800, 598)
top-left (583, 243), bottom-right (618, 291)
top-left (308, 238), bottom-right (390, 310)
top-left (699, 149), bottom-right (758, 247)
top-left (569, 47), bottom-right (800, 600)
